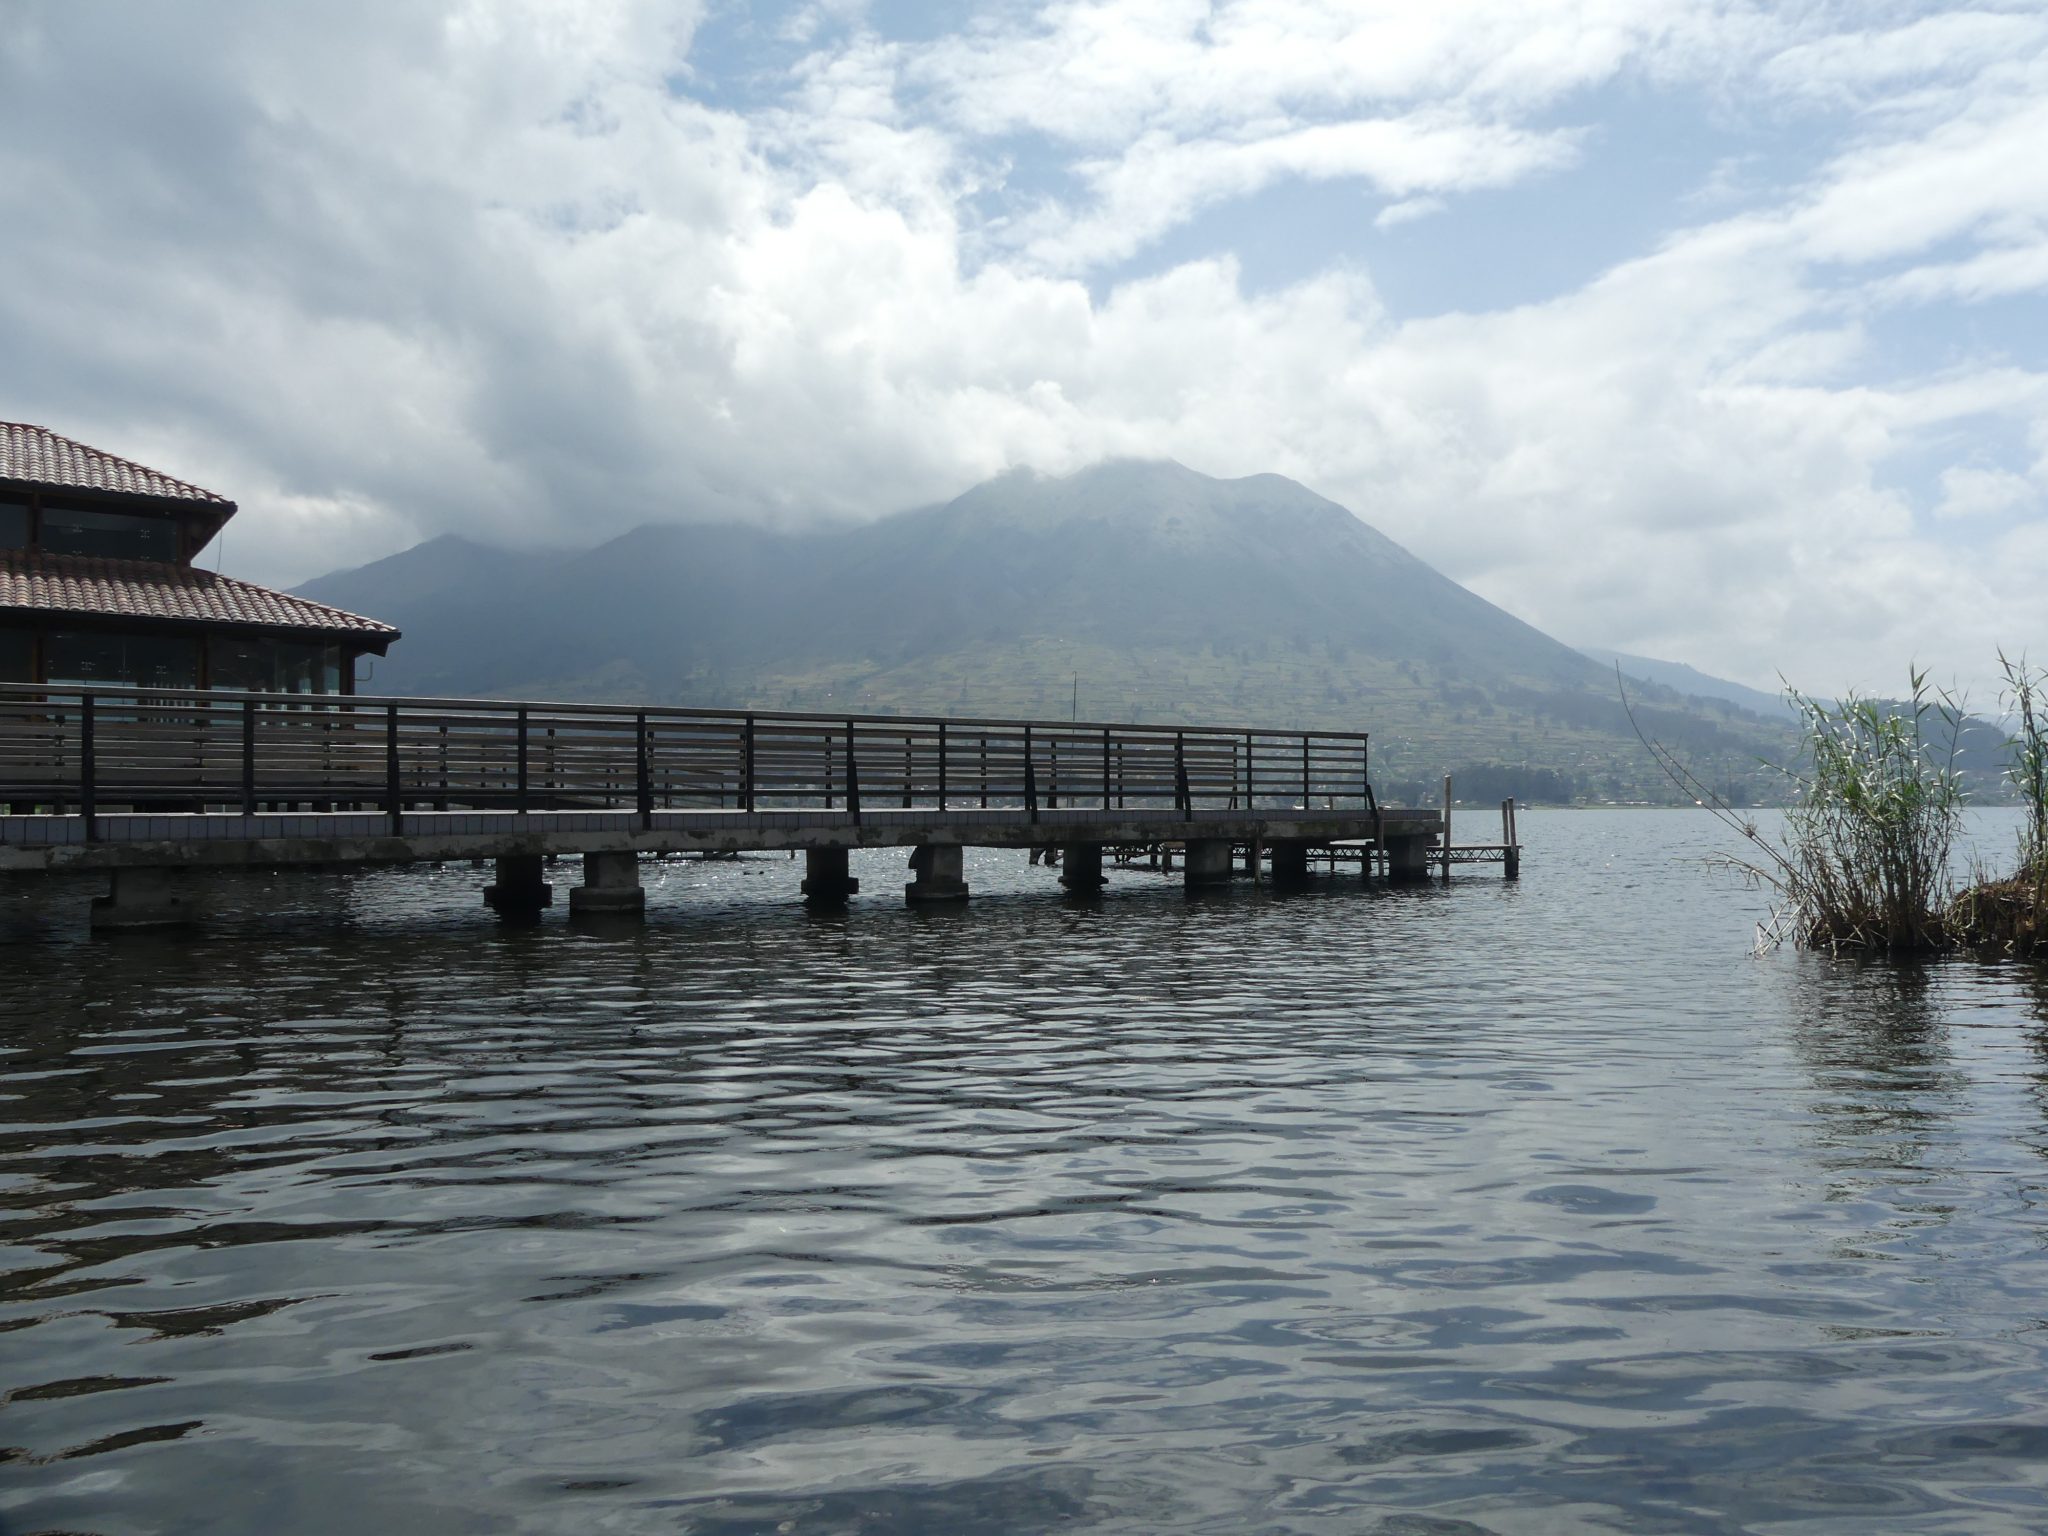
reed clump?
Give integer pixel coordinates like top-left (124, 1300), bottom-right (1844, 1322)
top-left (1949, 653), bottom-right (2048, 957)
top-left (1772, 671), bottom-right (1963, 953)
top-left (1624, 665), bottom-right (1965, 953)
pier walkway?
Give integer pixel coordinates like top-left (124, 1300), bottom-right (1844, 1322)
top-left (0, 683), bottom-right (1476, 928)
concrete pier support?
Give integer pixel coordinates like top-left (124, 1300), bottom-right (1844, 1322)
top-left (1183, 838), bottom-right (1234, 891)
top-left (91, 867), bottom-right (203, 931)
top-left (1270, 839), bottom-right (1312, 888)
top-left (1059, 842), bottom-right (1107, 893)
top-left (484, 854), bottom-right (554, 916)
top-left (1385, 834), bottom-right (1432, 882)
top-left (570, 851), bottom-right (645, 916)
top-left (905, 843), bottom-right (969, 905)
top-left (802, 846), bottom-right (860, 905)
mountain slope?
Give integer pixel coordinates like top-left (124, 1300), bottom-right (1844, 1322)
top-left (1578, 647), bottom-right (1797, 721)
top-left (298, 460), bottom-right (1796, 801)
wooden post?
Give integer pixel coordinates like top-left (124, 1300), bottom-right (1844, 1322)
top-left (742, 715), bottom-right (756, 812)
top-left (79, 692), bottom-right (96, 843)
top-left (845, 719), bottom-right (861, 824)
top-left (938, 720), bottom-right (948, 811)
top-left (1102, 726), bottom-right (1111, 811)
top-left (1441, 773), bottom-right (1452, 880)
top-left (637, 714), bottom-right (653, 830)
top-left (1024, 725), bottom-right (1039, 823)
top-left (241, 697), bottom-right (257, 817)
top-left (516, 707), bottom-right (529, 815)
top-left (385, 704), bottom-right (402, 835)
top-left (1505, 796), bottom-right (1520, 880)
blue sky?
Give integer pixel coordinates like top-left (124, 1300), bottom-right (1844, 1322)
top-left (1, 1), bottom-right (2045, 698)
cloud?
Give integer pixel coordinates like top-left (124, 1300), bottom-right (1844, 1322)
top-left (0, 0), bottom-right (2043, 703)
top-left (1375, 196), bottom-right (1446, 229)
top-left (1936, 466), bottom-right (2040, 521)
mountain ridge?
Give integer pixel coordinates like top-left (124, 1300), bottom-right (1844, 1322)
top-left (297, 460), bottom-right (1794, 801)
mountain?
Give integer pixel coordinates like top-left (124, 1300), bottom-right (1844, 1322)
top-left (1578, 647), bottom-right (1798, 721)
top-left (299, 460), bottom-right (1798, 802)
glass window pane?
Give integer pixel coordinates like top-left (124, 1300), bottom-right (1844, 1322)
top-left (45, 630), bottom-right (200, 689)
top-left (275, 643), bottom-right (334, 693)
top-left (0, 500), bottom-right (27, 549)
top-left (210, 638), bottom-right (277, 692)
top-left (39, 506), bottom-right (179, 562)
top-left (210, 640), bottom-right (344, 694)
top-left (0, 628), bottom-right (31, 683)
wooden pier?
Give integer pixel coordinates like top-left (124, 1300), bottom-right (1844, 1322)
top-left (0, 683), bottom-right (1514, 928)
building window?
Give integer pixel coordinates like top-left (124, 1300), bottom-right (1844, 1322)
top-left (210, 638), bottom-right (277, 692)
top-left (277, 642), bottom-right (342, 693)
top-left (0, 629), bottom-right (30, 683)
top-left (44, 630), bottom-right (200, 690)
top-left (0, 500), bottom-right (27, 550)
top-left (210, 638), bottom-right (344, 693)
top-left (38, 506), bottom-right (179, 562)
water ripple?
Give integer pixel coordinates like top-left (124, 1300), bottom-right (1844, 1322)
top-left (4, 812), bottom-right (2048, 1533)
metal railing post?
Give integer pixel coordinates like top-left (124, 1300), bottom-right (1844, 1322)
top-left (938, 720), bottom-right (948, 811)
top-left (1302, 737), bottom-right (1311, 808)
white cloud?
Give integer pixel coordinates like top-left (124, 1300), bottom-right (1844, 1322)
top-left (0, 0), bottom-right (2044, 701)
top-left (1937, 465), bottom-right (2040, 520)
top-left (1376, 196), bottom-right (1446, 229)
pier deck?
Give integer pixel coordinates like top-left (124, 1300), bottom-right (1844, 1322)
top-left (0, 683), bottom-right (1490, 925)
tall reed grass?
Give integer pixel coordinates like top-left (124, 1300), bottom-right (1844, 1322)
top-left (1775, 672), bottom-right (1964, 951)
top-left (1948, 653), bottom-right (2048, 956)
top-left (1624, 665), bottom-right (1965, 953)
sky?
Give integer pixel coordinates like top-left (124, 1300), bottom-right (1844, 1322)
top-left (2, 0), bottom-right (2045, 700)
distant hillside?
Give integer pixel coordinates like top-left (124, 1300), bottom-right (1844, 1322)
top-left (1574, 647), bottom-right (2021, 800)
top-left (301, 460), bottom-right (1800, 803)
top-left (1578, 647), bottom-right (1798, 722)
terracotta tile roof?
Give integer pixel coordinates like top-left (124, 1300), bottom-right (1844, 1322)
top-left (0, 550), bottom-right (399, 647)
top-left (0, 422), bottom-right (236, 508)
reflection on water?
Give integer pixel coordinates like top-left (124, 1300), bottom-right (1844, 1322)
top-left (5, 811), bottom-right (2048, 1534)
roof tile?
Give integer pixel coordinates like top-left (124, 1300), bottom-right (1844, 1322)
top-left (0, 422), bottom-right (236, 507)
top-left (1, 550), bottom-right (399, 642)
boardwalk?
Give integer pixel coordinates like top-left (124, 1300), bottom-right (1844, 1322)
top-left (0, 683), bottom-right (1459, 926)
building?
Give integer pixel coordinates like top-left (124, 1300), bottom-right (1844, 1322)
top-left (0, 423), bottom-right (398, 692)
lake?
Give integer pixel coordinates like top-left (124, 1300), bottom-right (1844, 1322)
top-left (5, 809), bottom-right (2048, 1534)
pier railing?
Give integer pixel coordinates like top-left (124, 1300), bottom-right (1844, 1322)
top-left (0, 684), bottom-right (1372, 838)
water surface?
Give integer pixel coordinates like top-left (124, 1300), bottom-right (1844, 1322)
top-left (5, 811), bottom-right (2048, 1534)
